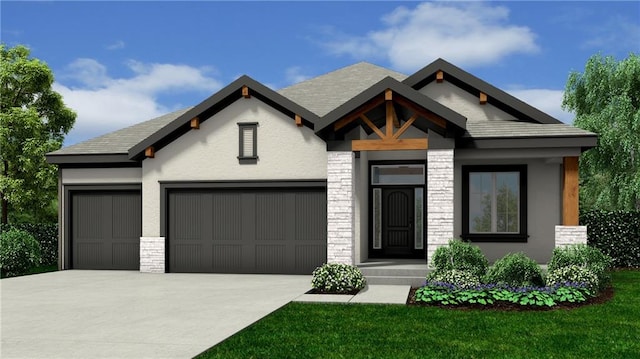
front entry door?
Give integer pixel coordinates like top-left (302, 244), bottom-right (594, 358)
top-left (382, 188), bottom-right (414, 256)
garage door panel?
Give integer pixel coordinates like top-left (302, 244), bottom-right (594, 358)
top-left (295, 192), bottom-right (327, 241)
top-left (169, 188), bottom-right (326, 274)
top-left (296, 245), bottom-right (326, 273)
top-left (72, 191), bottom-right (140, 270)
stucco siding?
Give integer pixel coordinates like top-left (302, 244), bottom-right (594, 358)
top-left (420, 81), bottom-right (516, 122)
top-left (141, 97), bottom-right (328, 237)
top-left (61, 168), bottom-right (142, 184)
top-left (454, 156), bottom-right (562, 263)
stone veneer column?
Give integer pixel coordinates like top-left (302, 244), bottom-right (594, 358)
top-left (427, 149), bottom-right (455, 265)
top-left (555, 225), bottom-right (587, 247)
top-left (326, 151), bottom-right (355, 265)
top-left (140, 237), bottom-right (165, 273)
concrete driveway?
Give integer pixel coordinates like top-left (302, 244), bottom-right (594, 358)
top-left (1, 270), bottom-right (311, 358)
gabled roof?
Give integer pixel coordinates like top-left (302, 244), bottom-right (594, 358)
top-left (316, 76), bottom-right (467, 139)
top-left (279, 62), bottom-right (407, 117)
top-left (127, 75), bottom-right (320, 160)
top-left (403, 58), bottom-right (561, 125)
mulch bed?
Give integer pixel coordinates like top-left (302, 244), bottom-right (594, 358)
top-left (405, 286), bottom-right (614, 311)
top-left (305, 288), bottom-right (362, 295)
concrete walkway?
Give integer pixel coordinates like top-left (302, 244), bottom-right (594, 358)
top-left (294, 284), bottom-right (411, 304)
top-left (0, 271), bottom-right (312, 359)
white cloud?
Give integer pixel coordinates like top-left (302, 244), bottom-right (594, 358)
top-left (323, 2), bottom-right (539, 71)
top-left (55, 59), bottom-right (222, 145)
top-left (507, 88), bottom-right (574, 123)
top-left (284, 66), bottom-right (311, 84)
top-left (106, 40), bottom-right (125, 50)
top-left (582, 15), bottom-right (640, 52)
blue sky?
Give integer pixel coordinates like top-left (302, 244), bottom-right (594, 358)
top-left (3, 1), bottom-right (639, 146)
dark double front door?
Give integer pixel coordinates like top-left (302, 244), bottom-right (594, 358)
top-left (374, 187), bottom-right (424, 258)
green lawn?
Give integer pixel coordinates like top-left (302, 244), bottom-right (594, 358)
top-left (196, 270), bottom-right (640, 359)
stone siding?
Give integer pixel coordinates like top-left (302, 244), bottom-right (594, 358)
top-left (327, 152), bottom-right (355, 265)
top-left (555, 225), bottom-right (587, 247)
top-left (427, 149), bottom-right (455, 264)
top-left (140, 237), bottom-right (165, 273)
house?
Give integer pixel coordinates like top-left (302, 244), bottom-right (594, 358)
top-left (46, 58), bottom-right (596, 274)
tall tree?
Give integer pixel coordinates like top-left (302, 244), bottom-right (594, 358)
top-left (563, 53), bottom-right (640, 211)
top-left (0, 44), bottom-right (76, 224)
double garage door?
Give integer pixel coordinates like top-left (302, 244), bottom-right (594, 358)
top-left (167, 188), bottom-right (327, 274)
top-left (71, 187), bottom-right (327, 274)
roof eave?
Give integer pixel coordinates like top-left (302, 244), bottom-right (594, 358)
top-left (403, 58), bottom-right (563, 125)
top-left (127, 75), bottom-right (321, 160)
top-left (45, 153), bottom-right (141, 167)
top-left (458, 134), bottom-right (598, 151)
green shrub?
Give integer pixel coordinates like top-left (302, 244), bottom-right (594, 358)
top-left (484, 252), bottom-right (544, 287)
top-left (0, 229), bottom-right (42, 277)
top-left (426, 269), bottom-right (480, 289)
top-left (0, 223), bottom-right (58, 266)
top-left (430, 239), bottom-right (488, 278)
top-left (546, 265), bottom-right (600, 295)
top-left (548, 244), bottom-right (611, 288)
top-left (311, 263), bottom-right (366, 294)
top-left (581, 210), bottom-right (640, 268)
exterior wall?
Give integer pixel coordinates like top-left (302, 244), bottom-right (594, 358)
top-left (555, 226), bottom-right (587, 246)
top-left (61, 167), bottom-right (142, 184)
top-left (427, 149), bottom-right (455, 264)
top-left (141, 97), bottom-right (328, 237)
top-left (327, 151), bottom-right (355, 264)
top-left (419, 81), bottom-right (516, 122)
top-left (454, 154), bottom-right (563, 263)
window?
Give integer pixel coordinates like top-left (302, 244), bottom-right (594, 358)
top-left (462, 165), bottom-right (527, 242)
top-left (238, 122), bottom-right (258, 164)
top-left (371, 164), bottom-right (425, 185)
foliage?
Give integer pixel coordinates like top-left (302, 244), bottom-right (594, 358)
top-left (311, 263), bottom-right (366, 294)
top-left (548, 244), bottom-right (612, 289)
top-left (581, 209), bottom-right (640, 267)
top-left (0, 223), bottom-right (57, 266)
top-left (430, 239), bottom-right (488, 278)
top-left (426, 269), bottom-right (480, 289)
top-left (562, 53), bottom-right (640, 211)
top-left (0, 228), bottom-right (42, 277)
top-left (415, 282), bottom-right (591, 308)
top-left (483, 252), bottom-right (544, 287)
top-left (546, 265), bottom-right (600, 295)
top-left (0, 44), bottom-right (76, 224)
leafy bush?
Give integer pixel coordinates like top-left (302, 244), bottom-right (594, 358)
top-left (311, 263), bottom-right (366, 294)
top-left (0, 229), bottom-right (42, 277)
top-left (426, 269), bottom-right (480, 289)
top-left (581, 210), bottom-right (640, 268)
top-left (430, 239), bottom-right (488, 278)
top-left (546, 265), bottom-right (600, 295)
top-left (484, 252), bottom-right (544, 287)
top-left (548, 244), bottom-right (611, 288)
top-left (0, 223), bottom-right (58, 266)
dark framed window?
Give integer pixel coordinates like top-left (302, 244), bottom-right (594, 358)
top-left (238, 122), bottom-right (258, 164)
top-left (462, 165), bottom-right (527, 242)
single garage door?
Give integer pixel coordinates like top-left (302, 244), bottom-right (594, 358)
top-left (168, 188), bottom-right (326, 274)
top-left (71, 191), bottom-right (141, 269)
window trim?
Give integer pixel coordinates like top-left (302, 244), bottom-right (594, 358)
top-left (461, 165), bottom-right (527, 242)
top-left (237, 122), bottom-right (258, 164)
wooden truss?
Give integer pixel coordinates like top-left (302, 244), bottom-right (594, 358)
top-left (336, 89), bottom-right (447, 151)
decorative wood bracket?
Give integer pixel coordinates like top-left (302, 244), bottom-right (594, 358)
top-left (479, 92), bottom-right (488, 105)
top-left (145, 146), bottom-right (155, 158)
top-left (436, 70), bottom-right (444, 83)
top-left (295, 114), bottom-right (303, 127)
top-left (242, 86), bottom-right (250, 98)
top-left (190, 117), bottom-right (200, 129)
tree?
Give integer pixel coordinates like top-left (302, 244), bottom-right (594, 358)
top-left (0, 44), bottom-right (76, 224)
top-left (563, 53), bottom-right (640, 211)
